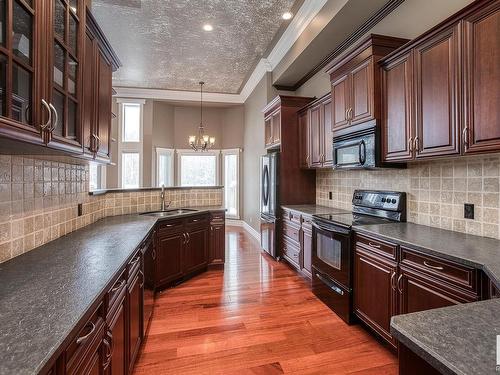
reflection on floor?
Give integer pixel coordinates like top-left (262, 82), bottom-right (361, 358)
top-left (133, 226), bottom-right (397, 374)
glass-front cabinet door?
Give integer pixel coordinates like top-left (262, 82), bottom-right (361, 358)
top-left (0, 0), bottom-right (45, 142)
top-left (47, 0), bottom-right (83, 151)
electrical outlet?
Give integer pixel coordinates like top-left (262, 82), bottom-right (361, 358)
top-left (464, 203), bottom-right (474, 219)
top-left (78, 203), bottom-right (83, 217)
top-left (329, 191), bottom-right (333, 200)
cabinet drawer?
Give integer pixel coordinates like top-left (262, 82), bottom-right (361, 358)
top-left (301, 215), bottom-right (313, 230)
top-left (400, 247), bottom-right (478, 293)
top-left (158, 219), bottom-right (184, 235)
top-left (128, 251), bottom-right (142, 279)
top-left (282, 238), bottom-right (300, 268)
top-left (186, 214), bottom-right (209, 228)
top-left (210, 211), bottom-right (225, 222)
top-left (282, 208), bottom-right (301, 225)
top-left (355, 233), bottom-right (398, 260)
top-left (107, 270), bottom-right (127, 313)
top-left (66, 305), bottom-right (104, 373)
top-left (283, 221), bottom-right (300, 243)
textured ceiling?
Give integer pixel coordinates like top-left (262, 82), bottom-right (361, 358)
top-left (91, 0), bottom-right (297, 93)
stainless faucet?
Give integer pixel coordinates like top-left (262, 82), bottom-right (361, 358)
top-left (160, 185), bottom-right (170, 211)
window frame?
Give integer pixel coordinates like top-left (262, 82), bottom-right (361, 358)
top-left (116, 98), bottom-right (145, 188)
top-left (88, 162), bottom-right (106, 191)
top-left (154, 147), bottom-right (175, 187)
top-left (176, 149), bottom-right (221, 187)
top-left (222, 148), bottom-right (241, 219)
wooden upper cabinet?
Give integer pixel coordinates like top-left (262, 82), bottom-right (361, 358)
top-left (264, 109), bottom-right (280, 148)
top-left (322, 97), bottom-right (333, 167)
top-left (331, 73), bottom-right (350, 130)
top-left (463, 1), bottom-right (500, 154)
top-left (0, 0), bottom-right (46, 144)
top-left (271, 111), bottom-right (281, 145)
top-left (264, 117), bottom-right (272, 147)
top-left (381, 51), bottom-right (414, 162)
top-left (309, 104), bottom-right (323, 167)
top-left (298, 110), bottom-right (310, 168)
top-left (414, 25), bottom-right (461, 158)
top-left (46, 0), bottom-right (85, 153)
top-left (350, 60), bottom-right (374, 125)
top-left (95, 50), bottom-right (112, 160)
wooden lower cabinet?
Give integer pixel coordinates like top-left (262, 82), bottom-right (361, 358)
top-left (105, 294), bottom-right (126, 375)
top-left (127, 267), bottom-right (143, 373)
top-left (184, 225), bottom-right (209, 274)
top-left (301, 224), bottom-right (313, 279)
top-left (354, 247), bottom-right (398, 347)
top-left (156, 230), bottom-right (184, 286)
top-left (209, 212), bottom-right (226, 268)
top-left (353, 233), bottom-right (480, 347)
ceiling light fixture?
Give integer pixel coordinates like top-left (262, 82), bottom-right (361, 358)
top-left (189, 82), bottom-right (215, 152)
top-left (282, 12), bottom-right (293, 20)
top-left (203, 24), bottom-right (213, 31)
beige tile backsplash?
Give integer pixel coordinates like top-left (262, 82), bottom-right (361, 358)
top-left (317, 154), bottom-right (500, 240)
top-left (0, 155), bottom-right (222, 263)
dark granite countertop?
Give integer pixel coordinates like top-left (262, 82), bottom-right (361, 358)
top-left (353, 222), bottom-right (500, 374)
top-left (0, 206), bottom-right (225, 375)
top-left (354, 222), bottom-right (500, 290)
top-left (281, 204), bottom-right (350, 216)
top-left (391, 299), bottom-right (500, 375)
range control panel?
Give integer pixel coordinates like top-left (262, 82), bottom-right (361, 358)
top-left (352, 190), bottom-right (406, 211)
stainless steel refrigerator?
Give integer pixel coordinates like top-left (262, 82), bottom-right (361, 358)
top-left (260, 152), bottom-right (279, 258)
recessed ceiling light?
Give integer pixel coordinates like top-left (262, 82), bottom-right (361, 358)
top-left (282, 12), bottom-right (293, 20)
top-left (203, 24), bottom-right (213, 31)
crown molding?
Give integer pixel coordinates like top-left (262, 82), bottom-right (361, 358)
top-left (113, 1), bottom-right (326, 104)
top-left (113, 86), bottom-right (244, 104)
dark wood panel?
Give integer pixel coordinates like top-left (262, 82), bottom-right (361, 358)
top-left (331, 73), bottom-right (350, 130)
top-left (156, 232), bottom-right (184, 286)
top-left (381, 51), bottom-right (414, 162)
top-left (463, 2), bottom-right (500, 154)
top-left (183, 226), bottom-right (209, 275)
top-left (414, 25), bottom-right (460, 158)
top-left (298, 110), bottom-right (310, 168)
top-left (95, 50), bottom-right (112, 159)
top-left (128, 270), bottom-right (143, 373)
top-left (322, 97), bottom-right (333, 167)
top-left (302, 226), bottom-right (312, 278)
top-left (309, 104), bottom-right (322, 167)
top-left (398, 344), bottom-right (441, 375)
top-left (350, 59), bottom-right (374, 125)
top-left (354, 247), bottom-right (398, 347)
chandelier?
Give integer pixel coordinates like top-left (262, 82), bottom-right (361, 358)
top-left (189, 81), bottom-right (215, 151)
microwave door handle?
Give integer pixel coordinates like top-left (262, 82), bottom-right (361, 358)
top-left (312, 221), bottom-right (350, 235)
top-left (359, 140), bottom-right (366, 165)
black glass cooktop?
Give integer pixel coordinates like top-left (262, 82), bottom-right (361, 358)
top-left (313, 213), bottom-right (395, 228)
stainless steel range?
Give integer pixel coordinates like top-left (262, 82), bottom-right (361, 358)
top-left (311, 190), bottom-right (406, 324)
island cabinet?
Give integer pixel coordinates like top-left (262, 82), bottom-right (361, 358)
top-left (208, 211), bottom-right (226, 269)
top-left (152, 213), bottom-right (218, 291)
top-left (326, 34), bottom-right (408, 133)
top-left (298, 93), bottom-right (333, 169)
top-left (381, 0), bottom-right (500, 162)
top-left (353, 233), bottom-right (480, 349)
top-left (0, 1), bottom-right (119, 162)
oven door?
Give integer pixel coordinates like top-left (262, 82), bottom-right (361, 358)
top-left (312, 220), bottom-right (352, 289)
top-left (333, 132), bottom-right (375, 169)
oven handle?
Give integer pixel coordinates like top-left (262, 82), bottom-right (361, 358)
top-left (312, 221), bottom-right (351, 235)
top-left (359, 140), bottom-right (366, 165)
top-left (315, 272), bottom-right (345, 296)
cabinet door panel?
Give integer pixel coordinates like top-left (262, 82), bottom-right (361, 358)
top-left (156, 233), bottom-right (184, 285)
top-left (322, 98), bottom-right (333, 167)
top-left (354, 249), bottom-right (397, 346)
top-left (298, 111), bottom-right (310, 168)
top-left (302, 227), bottom-right (312, 278)
top-left (414, 26), bottom-right (460, 158)
top-left (96, 52), bottom-right (112, 159)
top-left (350, 60), bottom-right (373, 125)
top-left (82, 31), bottom-right (95, 154)
top-left (463, 3), bottom-right (500, 154)
top-left (209, 222), bottom-right (225, 266)
top-left (107, 301), bottom-right (126, 375)
top-left (399, 268), bottom-right (465, 315)
top-left (381, 52), bottom-right (414, 161)
top-left (310, 104), bottom-right (322, 167)
top-left (184, 227), bottom-right (209, 274)
top-left (331, 74), bottom-right (350, 130)
top-left (264, 117), bottom-right (272, 146)
top-left (272, 111), bottom-right (281, 145)
top-left (128, 271), bottom-right (143, 372)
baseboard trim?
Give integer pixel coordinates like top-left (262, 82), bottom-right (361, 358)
top-left (226, 219), bottom-right (261, 242)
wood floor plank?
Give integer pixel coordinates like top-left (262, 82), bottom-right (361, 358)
top-left (133, 226), bottom-right (397, 374)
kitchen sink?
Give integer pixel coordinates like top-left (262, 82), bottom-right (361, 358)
top-left (141, 208), bottom-right (198, 217)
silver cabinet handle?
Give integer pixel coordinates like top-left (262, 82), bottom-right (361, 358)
top-left (423, 261), bottom-right (444, 271)
top-left (390, 271), bottom-right (396, 291)
top-left (462, 127), bottom-right (469, 148)
top-left (40, 99), bottom-right (51, 130)
top-left (110, 279), bottom-right (125, 293)
top-left (397, 274), bottom-right (403, 294)
top-left (92, 134), bottom-right (100, 152)
top-left (345, 109), bottom-right (349, 121)
top-left (368, 242), bottom-right (381, 249)
top-left (76, 322), bottom-right (95, 345)
top-left (151, 248), bottom-right (156, 260)
top-left (182, 233), bottom-right (187, 244)
top-left (408, 137), bottom-right (413, 152)
top-left (349, 108), bottom-right (353, 120)
top-left (48, 103), bottom-right (58, 133)
top-left (413, 136), bottom-right (420, 152)
top-left (186, 232), bottom-right (190, 244)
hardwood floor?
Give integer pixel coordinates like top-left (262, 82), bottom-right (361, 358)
top-left (133, 226), bottom-right (398, 374)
